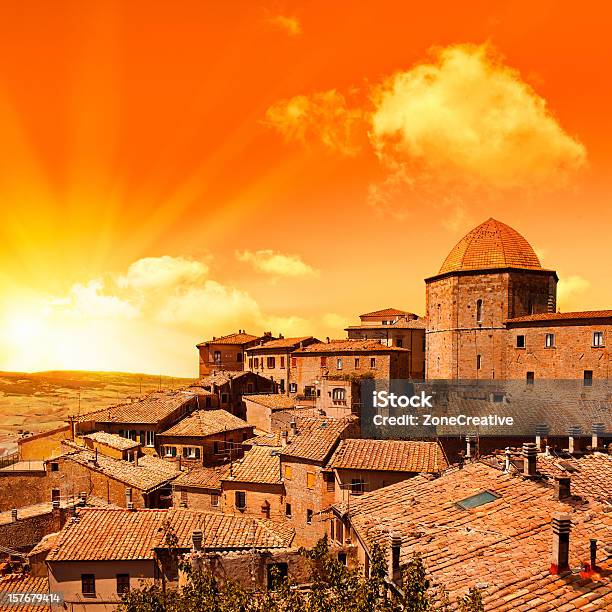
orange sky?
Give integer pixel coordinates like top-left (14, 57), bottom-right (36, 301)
top-left (0, 1), bottom-right (611, 376)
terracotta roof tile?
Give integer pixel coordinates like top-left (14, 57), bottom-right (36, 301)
top-left (281, 417), bottom-right (357, 463)
top-left (294, 339), bottom-right (409, 354)
top-left (46, 508), bottom-right (167, 561)
top-left (174, 465), bottom-right (230, 490)
top-left (360, 308), bottom-right (417, 318)
top-left (438, 218), bottom-right (543, 275)
top-left (328, 439), bottom-right (448, 473)
top-left (159, 409), bottom-right (252, 438)
top-left (346, 318), bottom-right (426, 331)
top-left (505, 310), bottom-right (612, 324)
top-left (335, 461), bottom-right (612, 610)
top-left (192, 370), bottom-right (258, 389)
top-left (0, 575), bottom-right (51, 610)
top-left (225, 445), bottom-right (282, 484)
top-left (244, 394), bottom-right (297, 411)
top-left (83, 431), bottom-right (141, 451)
top-left (246, 336), bottom-right (317, 351)
top-left (196, 332), bottom-right (262, 347)
top-left (77, 391), bottom-right (195, 425)
top-left (159, 508), bottom-right (294, 549)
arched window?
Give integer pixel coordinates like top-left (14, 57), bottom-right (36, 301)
top-left (332, 388), bottom-right (346, 401)
top-left (476, 299), bottom-right (483, 323)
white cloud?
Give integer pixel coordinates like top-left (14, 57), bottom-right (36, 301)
top-left (236, 249), bottom-right (318, 277)
top-left (118, 256), bottom-right (208, 290)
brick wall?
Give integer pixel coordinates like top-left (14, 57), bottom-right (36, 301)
top-left (221, 482), bottom-right (286, 521)
top-left (172, 486), bottom-right (222, 512)
top-left (0, 472), bottom-right (49, 512)
top-left (245, 350), bottom-right (292, 392)
top-left (0, 507), bottom-right (67, 551)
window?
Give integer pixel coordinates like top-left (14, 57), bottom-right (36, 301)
top-left (545, 333), bottom-right (555, 348)
top-left (214, 350), bottom-right (221, 364)
top-left (267, 563), bottom-right (288, 590)
top-left (291, 357), bottom-right (297, 368)
top-left (492, 393), bottom-right (505, 403)
top-left (526, 371), bottom-right (535, 385)
top-left (320, 356), bottom-right (327, 367)
top-left (50, 462), bottom-right (59, 472)
top-left (284, 465), bottom-right (293, 480)
top-left (116, 574), bottom-right (130, 595)
top-left (516, 335), bottom-right (526, 348)
top-left (237, 352), bottom-right (243, 362)
top-left (325, 473), bottom-right (335, 492)
top-left (210, 492), bottom-right (220, 507)
top-left (593, 331), bottom-right (605, 347)
top-left (306, 509), bottom-right (313, 524)
top-left (382, 320), bottom-right (389, 325)
top-left (280, 380), bottom-right (285, 393)
top-left (336, 358), bottom-right (343, 370)
top-left (351, 478), bottom-right (365, 495)
top-left (235, 491), bottom-right (246, 510)
top-left (332, 388), bottom-right (346, 401)
top-left (370, 357), bottom-right (376, 368)
top-left (164, 446), bottom-right (177, 457)
top-left (254, 358), bottom-right (259, 368)
top-left (280, 356), bottom-right (285, 369)
top-left (456, 490), bottom-right (500, 510)
top-left (584, 370), bottom-right (593, 387)
top-left (476, 299), bottom-right (483, 323)
top-left (267, 357), bottom-right (276, 369)
top-left (289, 383), bottom-right (297, 393)
top-left (248, 358), bottom-right (253, 369)
top-left (306, 472), bottom-right (316, 489)
top-left (285, 503), bottom-right (292, 517)
top-left (338, 553), bottom-right (347, 566)
top-left (395, 338), bottom-right (403, 347)
top-left (145, 430), bottom-right (155, 447)
top-left (81, 574), bottom-right (95, 596)
top-left (354, 358), bottom-right (360, 368)
top-left (221, 393), bottom-right (229, 404)
top-left (205, 396), bottom-right (211, 408)
top-left (213, 441), bottom-right (220, 455)
top-left (476, 354), bottom-right (482, 370)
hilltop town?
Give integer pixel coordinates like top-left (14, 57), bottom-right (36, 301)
top-left (0, 219), bottom-right (610, 610)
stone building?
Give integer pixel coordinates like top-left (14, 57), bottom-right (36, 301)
top-left (245, 336), bottom-right (319, 393)
top-left (425, 218), bottom-right (610, 382)
top-left (196, 331), bottom-right (273, 377)
top-left (346, 308), bottom-right (426, 379)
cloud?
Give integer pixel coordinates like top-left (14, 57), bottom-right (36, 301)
top-left (67, 280), bottom-right (140, 319)
top-left (369, 44), bottom-right (586, 204)
top-left (236, 249), bottom-right (318, 277)
top-left (265, 43), bottom-right (586, 218)
top-left (264, 90), bottom-right (365, 156)
top-left (557, 275), bottom-right (591, 310)
top-left (267, 14), bottom-right (301, 36)
top-left (118, 256), bottom-right (208, 290)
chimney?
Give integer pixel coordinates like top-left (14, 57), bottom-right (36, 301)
top-left (326, 337), bottom-right (331, 343)
top-left (79, 492), bottom-right (87, 505)
top-left (127, 501), bottom-right (135, 510)
top-left (465, 434), bottom-right (477, 459)
top-left (11, 509), bottom-right (17, 522)
top-left (591, 423), bottom-right (605, 451)
top-left (279, 333), bottom-right (284, 340)
top-left (503, 447), bottom-right (512, 473)
top-left (550, 513), bottom-right (571, 575)
top-left (588, 538), bottom-right (599, 572)
top-left (535, 424), bottom-right (549, 452)
top-left (281, 430), bottom-right (288, 447)
top-left (568, 426), bottom-right (583, 454)
top-left (290, 418), bottom-right (298, 437)
top-left (52, 499), bottom-right (62, 531)
top-left (125, 487), bottom-right (133, 506)
top-left (387, 532), bottom-right (402, 585)
top-left (192, 530), bottom-right (203, 551)
top-left (522, 442), bottom-right (537, 478)
top-left (554, 476), bottom-right (571, 501)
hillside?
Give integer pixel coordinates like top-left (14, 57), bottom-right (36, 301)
top-left (0, 370), bottom-right (195, 456)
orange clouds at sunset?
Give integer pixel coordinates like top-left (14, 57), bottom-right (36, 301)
top-left (0, 1), bottom-right (610, 376)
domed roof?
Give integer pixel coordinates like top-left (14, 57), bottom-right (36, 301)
top-left (439, 218), bottom-right (542, 275)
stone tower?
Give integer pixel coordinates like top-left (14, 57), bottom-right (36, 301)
top-left (425, 218), bottom-right (558, 380)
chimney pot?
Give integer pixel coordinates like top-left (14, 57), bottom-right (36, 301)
top-left (11, 509), bottom-right (17, 522)
top-left (522, 442), bottom-right (538, 477)
top-left (192, 529), bottom-right (203, 551)
top-left (125, 487), bottom-right (133, 504)
top-left (554, 476), bottom-right (572, 501)
top-left (326, 337), bottom-right (330, 343)
top-left (281, 430), bottom-right (288, 447)
top-left (534, 424), bottom-right (549, 451)
top-left (550, 512), bottom-right (571, 575)
top-left (127, 501), bottom-right (135, 510)
top-left (388, 532), bottom-right (402, 585)
top-left (591, 423), bottom-right (605, 450)
top-left (589, 538), bottom-right (598, 571)
top-left (567, 426), bottom-right (583, 454)
top-left (52, 499), bottom-right (60, 510)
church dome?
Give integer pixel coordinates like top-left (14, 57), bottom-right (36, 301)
top-left (439, 218), bottom-right (542, 275)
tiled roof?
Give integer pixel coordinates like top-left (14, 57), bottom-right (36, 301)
top-left (360, 308), bottom-right (416, 318)
top-left (245, 430), bottom-right (286, 447)
top-left (346, 318), bottom-right (426, 331)
top-left (225, 445), bottom-right (282, 484)
top-left (0, 575), bottom-right (51, 610)
top-left (158, 508), bottom-right (294, 549)
top-left (159, 409), bottom-right (252, 438)
top-left (335, 461), bottom-right (612, 610)
top-left (59, 443), bottom-right (179, 492)
top-left (174, 465), bottom-right (230, 490)
top-left (281, 417), bottom-right (357, 463)
top-left (328, 439), bottom-right (448, 473)
top-left (28, 532), bottom-right (60, 557)
top-left (77, 391), bottom-right (195, 425)
top-left (244, 394), bottom-right (297, 411)
top-left (84, 431), bottom-right (140, 451)
top-left (438, 218), bottom-right (543, 275)
top-left (505, 310), bottom-right (612, 324)
top-left (46, 508), bottom-right (167, 561)
top-left (193, 370), bottom-right (256, 389)
top-left (293, 339), bottom-right (409, 354)
top-left (197, 332), bottom-right (261, 347)
top-left (246, 336), bottom-right (317, 351)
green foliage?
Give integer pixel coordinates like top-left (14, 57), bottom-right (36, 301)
top-left (117, 535), bottom-right (484, 612)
